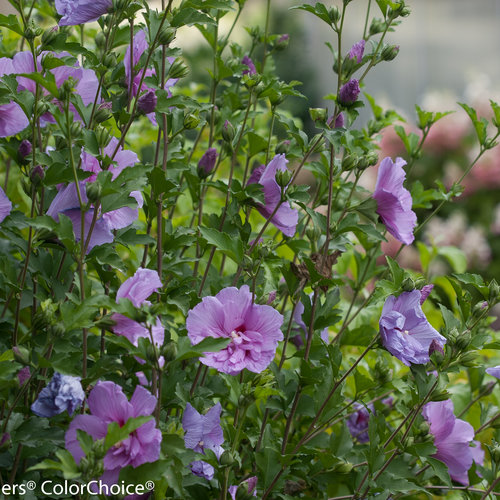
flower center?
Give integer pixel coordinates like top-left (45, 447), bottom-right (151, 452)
top-left (230, 330), bottom-right (240, 339)
top-left (403, 330), bottom-right (410, 335)
top-left (198, 440), bottom-right (204, 447)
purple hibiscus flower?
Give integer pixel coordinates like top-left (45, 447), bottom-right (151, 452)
top-left (124, 30), bottom-right (177, 123)
top-left (486, 366), bottom-right (500, 379)
top-left (373, 156), bottom-right (417, 245)
top-left (423, 399), bottom-right (483, 485)
top-left (0, 102), bottom-right (29, 138)
top-left (0, 187), bottom-right (12, 223)
top-left (182, 403), bottom-right (224, 480)
top-left (198, 148), bottom-right (218, 177)
top-left (66, 382), bottom-right (161, 486)
top-left (247, 154), bottom-right (299, 237)
top-left (346, 402), bottom-right (374, 443)
top-left (47, 138), bottom-right (143, 251)
top-left (229, 476), bottom-right (258, 499)
top-left (31, 372), bottom-right (84, 418)
top-left (186, 285), bottom-right (284, 375)
top-left (379, 290), bottom-right (446, 366)
top-left (55, 0), bottom-right (112, 26)
top-left (242, 55), bottom-right (257, 75)
top-left (348, 40), bottom-right (365, 63)
top-left (112, 268), bottom-right (164, 375)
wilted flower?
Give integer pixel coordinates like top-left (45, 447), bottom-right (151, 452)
top-left (182, 402), bottom-right (224, 480)
top-left (247, 154), bottom-right (299, 237)
top-left (419, 284), bottom-right (434, 304)
top-left (373, 156), bottom-right (417, 245)
top-left (423, 399), bottom-right (483, 485)
top-left (197, 148), bottom-right (218, 177)
top-left (0, 187), bottom-right (12, 223)
top-left (486, 366), bottom-right (500, 379)
top-left (348, 39), bottom-right (365, 63)
top-left (346, 402), bottom-right (374, 443)
top-left (55, 0), bottom-right (112, 26)
top-left (31, 372), bottom-right (84, 417)
top-left (379, 290), bottom-right (446, 366)
top-left (242, 55), bottom-right (257, 75)
top-left (229, 476), bottom-right (258, 499)
top-left (66, 382), bottom-right (161, 486)
top-left (186, 285), bottom-right (283, 375)
top-left (338, 78), bottom-right (360, 105)
top-left (137, 90), bottom-right (157, 115)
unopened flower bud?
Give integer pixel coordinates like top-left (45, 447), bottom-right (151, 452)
top-left (429, 339), bottom-right (444, 357)
top-left (0, 433), bottom-right (11, 451)
top-left (348, 40), bottom-right (365, 64)
top-left (137, 91), bottom-right (157, 115)
top-left (41, 26), bottom-right (59, 47)
top-left (30, 165), bottom-right (45, 186)
top-left (197, 148), bottom-right (218, 178)
top-left (334, 112), bottom-right (344, 128)
top-left (162, 342), bottom-right (177, 362)
top-left (51, 322), bottom-right (65, 337)
top-left (96, 126), bottom-right (112, 148)
top-left (381, 45), bottom-right (400, 61)
top-left (456, 331), bottom-right (471, 350)
top-left (183, 113), bottom-right (200, 130)
top-left (95, 32), bottom-right (106, 49)
top-left (275, 34), bottom-right (289, 51)
top-left (275, 169), bottom-right (292, 189)
top-left (342, 154), bottom-right (358, 171)
top-left (94, 103), bottom-right (112, 124)
top-left (266, 291), bottom-right (277, 305)
top-left (268, 91), bottom-right (284, 106)
top-left (59, 77), bottom-right (76, 101)
top-left (489, 279), bottom-right (500, 301)
top-left (86, 182), bottom-right (102, 203)
top-left (112, 0), bottom-right (129, 11)
top-left (158, 26), bottom-right (176, 46)
top-left (459, 351), bottom-right (477, 367)
top-left (220, 450), bottom-right (237, 467)
top-left (447, 327), bottom-right (459, 345)
top-left (401, 277), bottom-right (415, 292)
top-left (168, 59), bottom-right (189, 79)
top-left (242, 55), bottom-right (257, 76)
top-left (275, 140), bottom-right (290, 155)
top-left (222, 120), bottom-right (235, 143)
top-left (369, 18), bottom-right (385, 36)
top-left (36, 100), bottom-right (50, 116)
top-left (24, 21), bottom-right (43, 41)
top-left (12, 346), bottom-right (30, 365)
top-left (309, 107), bottom-right (327, 123)
top-left (490, 442), bottom-right (500, 464)
top-left (328, 6), bottom-right (341, 24)
top-left (333, 462), bottom-right (353, 474)
top-left (19, 139), bottom-right (32, 160)
top-left (430, 390), bottom-right (450, 402)
top-left (338, 79), bottom-right (360, 106)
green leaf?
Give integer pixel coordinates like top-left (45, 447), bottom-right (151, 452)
top-left (256, 447), bottom-right (283, 489)
top-left (438, 246), bottom-right (467, 273)
top-left (175, 336), bottom-right (231, 362)
top-left (105, 415), bottom-right (153, 450)
top-left (289, 3), bottom-right (333, 28)
top-left (199, 226), bottom-right (243, 263)
top-left (171, 8), bottom-right (216, 27)
top-left (246, 131), bottom-right (268, 156)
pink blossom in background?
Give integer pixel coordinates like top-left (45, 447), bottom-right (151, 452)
top-left (186, 285), bottom-right (283, 375)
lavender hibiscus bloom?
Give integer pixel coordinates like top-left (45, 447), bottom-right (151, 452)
top-left (486, 366), bottom-right (500, 379)
top-left (66, 382), bottom-right (161, 486)
top-left (346, 402), bottom-right (374, 443)
top-left (186, 285), bottom-right (283, 375)
top-left (379, 290), bottom-right (446, 366)
top-left (373, 156), bottom-right (417, 245)
top-left (55, 0), bottom-right (112, 26)
top-left (31, 372), bottom-right (84, 417)
top-left (348, 40), bottom-right (365, 63)
top-left (247, 154), bottom-right (298, 237)
top-left (182, 403), bottom-right (224, 480)
top-left (242, 55), bottom-right (257, 75)
top-left (0, 102), bottom-right (29, 138)
top-left (338, 78), bottom-right (360, 105)
top-left (0, 187), bottom-right (12, 223)
top-left (423, 400), bottom-right (483, 485)
top-left (124, 30), bottom-right (177, 123)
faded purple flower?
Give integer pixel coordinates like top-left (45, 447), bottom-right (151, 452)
top-left (186, 285), bottom-right (283, 375)
top-left (112, 268), bottom-right (164, 366)
top-left (0, 102), bottom-right (29, 138)
top-left (429, 339), bottom-right (444, 357)
top-left (0, 187), bottom-right (12, 223)
top-left (55, 0), bottom-right (112, 26)
top-left (486, 366), bottom-right (500, 379)
top-left (242, 55), bottom-right (257, 75)
top-left (348, 40), bottom-right (365, 63)
top-left (198, 148), bottom-right (218, 177)
top-left (19, 139), bottom-right (32, 159)
top-left (137, 90), bottom-right (157, 115)
top-left (247, 154), bottom-right (298, 237)
top-left (379, 290), bottom-right (446, 366)
top-left (419, 284), bottom-right (434, 304)
top-left (183, 402), bottom-right (224, 480)
top-left (347, 402), bottom-right (374, 443)
top-left (66, 382), bottom-right (161, 486)
top-left (382, 396), bottom-right (394, 408)
top-left (229, 476), bottom-right (257, 499)
top-left (17, 366), bottom-right (30, 386)
top-left (423, 399), bottom-right (482, 485)
top-left (338, 79), bottom-right (360, 105)
top-left (373, 157), bottom-right (417, 245)
top-left (31, 372), bottom-right (84, 418)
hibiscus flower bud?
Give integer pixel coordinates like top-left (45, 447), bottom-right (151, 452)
top-left (168, 59), bottom-right (189, 79)
top-left (489, 279), bottom-right (500, 301)
top-left (348, 40), bottom-right (365, 63)
top-left (18, 139), bottom-right (32, 160)
top-left (24, 20), bottom-right (43, 41)
top-left (275, 169), bottom-right (292, 189)
top-left (12, 346), bottom-right (30, 365)
top-left (94, 103), bottom-right (112, 124)
top-left (197, 148), bottom-right (218, 178)
top-left (41, 26), bottom-right (59, 47)
top-left (162, 341), bottom-right (177, 362)
top-left (95, 32), bottom-right (106, 49)
top-left (30, 165), bottom-right (45, 186)
top-left (86, 182), bottom-right (102, 203)
top-left (334, 112), bottom-right (344, 128)
top-left (222, 120), bottom-right (235, 143)
top-left (242, 55), bottom-right (257, 76)
top-left (0, 433), bottom-right (11, 451)
top-left (328, 6), bottom-right (340, 23)
top-left (401, 277), bottom-right (415, 292)
top-left (381, 44), bottom-right (400, 61)
top-left (456, 331), bottom-right (471, 350)
top-left (184, 113), bottom-right (200, 130)
top-left (342, 154), bottom-right (358, 171)
top-left (158, 26), bottom-right (176, 46)
top-left (338, 79), bottom-right (360, 106)
top-left (459, 351), bottom-right (477, 367)
top-left (275, 34), bottom-right (289, 51)
top-left (96, 126), bottom-right (112, 148)
top-left (137, 91), bottom-right (157, 115)
top-left (309, 107), bottom-right (327, 123)
top-left (275, 140), bottom-right (290, 155)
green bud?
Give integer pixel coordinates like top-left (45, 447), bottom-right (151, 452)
top-left (430, 390), bottom-right (450, 402)
top-left (489, 279), bottom-right (500, 301)
top-left (275, 140), bottom-right (291, 155)
top-left (59, 77), bottom-right (76, 102)
top-left (401, 277), bottom-right (415, 292)
top-left (51, 322), bottom-right (65, 338)
top-left (96, 126), bottom-right (112, 148)
top-left (333, 462), bottom-right (353, 474)
top-left (70, 121), bottom-right (82, 139)
top-left (306, 226), bottom-right (321, 243)
top-left (243, 73), bottom-right (261, 89)
top-left (275, 169), bottom-right (292, 189)
top-left (447, 327), bottom-right (459, 345)
top-left (162, 342), bottom-right (177, 362)
top-left (309, 107), bottom-right (327, 123)
top-left (86, 182), bottom-right (102, 203)
top-left (168, 59), bottom-right (189, 80)
top-left (95, 32), bottom-right (106, 49)
top-left (274, 34), bottom-right (289, 51)
top-left (12, 346), bottom-right (30, 365)
top-left (24, 21), bottom-right (43, 41)
top-left (342, 154), bottom-right (358, 171)
top-left (220, 450), bottom-right (237, 467)
top-left (268, 91), bottom-right (284, 106)
top-left (328, 6), bottom-right (341, 24)
top-left (103, 53), bottom-right (117, 69)
top-left (417, 421), bottom-right (429, 437)
top-left (381, 44), bottom-right (400, 62)
top-left (366, 151), bottom-right (379, 166)
top-left (456, 331), bottom-right (471, 350)
top-left (94, 105), bottom-right (112, 124)
top-left (369, 18), bottom-right (385, 36)
top-left (41, 27), bottom-right (59, 47)
top-left (254, 81), bottom-right (266, 97)
top-left (145, 343), bottom-right (158, 364)
top-left (405, 436), bottom-right (414, 448)
top-left (183, 113), bottom-right (200, 130)
top-left (158, 27), bottom-right (176, 46)
top-left (490, 442), bottom-right (500, 464)
top-left (112, 0), bottom-right (130, 11)
top-left (414, 278), bottom-right (427, 289)
top-left (459, 351), bottom-right (477, 367)
top-left (95, 315), bottom-right (117, 329)
top-left (222, 120), bottom-right (235, 143)
top-left (36, 100), bottom-right (50, 117)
